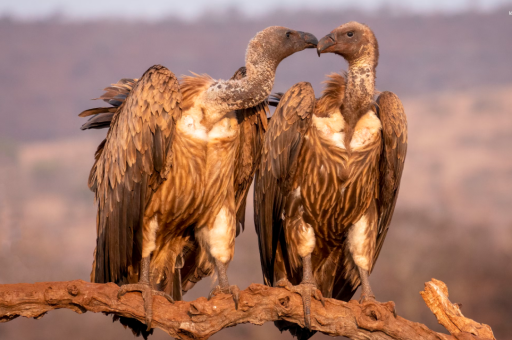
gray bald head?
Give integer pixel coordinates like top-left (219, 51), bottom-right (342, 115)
top-left (201, 26), bottom-right (317, 113)
top-left (246, 26), bottom-right (318, 67)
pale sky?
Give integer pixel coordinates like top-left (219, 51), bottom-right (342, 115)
top-left (0, 0), bottom-right (510, 20)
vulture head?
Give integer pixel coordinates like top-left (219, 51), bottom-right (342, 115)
top-left (317, 21), bottom-right (379, 67)
top-left (247, 26), bottom-right (318, 67)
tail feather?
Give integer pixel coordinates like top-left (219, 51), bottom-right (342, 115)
top-left (274, 320), bottom-right (316, 340)
top-left (80, 111), bottom-right (115, 130)
top-left (79, 77), bottom-right (138, 130)
top-left (99, 78), bottom-right (138, 105)
top-left (172, 253), bottom-right (184, 301)
top-left (112, 315), bottom-right (153, 339)
top-left (268, 92), bottom-right (284, 107)
top-left (79, 106), bottom-right (117, 118)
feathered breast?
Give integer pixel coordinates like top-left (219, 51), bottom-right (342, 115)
top-left (297, 123), bottom-right (382, 237)
top-left (180, 73), bottom-right (215, 112)
top-left (315, 73), bottom-right (346, 116)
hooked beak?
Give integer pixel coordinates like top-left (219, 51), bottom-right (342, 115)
top-left (298, 31), bottom-right (318, 49)
top-left (317, 33), bottom-right (336, 57)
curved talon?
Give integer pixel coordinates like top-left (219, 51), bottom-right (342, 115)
top-left (117, 287), bottom-right (126, 300)
top-left (117, 284), bottom-right (138, 299)
top-left (290, 282), bottom-right (325, 331)
top-left (153, 290), bottom-right (175, 304)
top-left (208, 285), bottom-right (240, 310)
top-left (276, 279), bottom-right (294, 291)
top-left (359, 293), bottom-right (376, 304)
top-left (116, 283), bottom-right (174, 332)
top-left (208, 285), bottom-right (220, 301)
top-left (314, 289), bottom-right (326, 307)
top-left (231, 285), bottom-right (240, 310)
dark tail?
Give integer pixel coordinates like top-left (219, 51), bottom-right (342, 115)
top-left (268, 92), bottom-right (284, 107)
top-left (112, 315), bottom-right (154, 339)
top-left (172, 253), bottom-right (184, 301)
top-left (79, 78), bottom-right (137, 130)
top-left (274, 320), bottom-right (316, 340)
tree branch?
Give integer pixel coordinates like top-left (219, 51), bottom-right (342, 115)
top-left (0, 279), bottom-right (495, 340)
top-left (420, 279), bottom-right (495, 340)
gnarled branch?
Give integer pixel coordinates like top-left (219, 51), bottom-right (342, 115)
top-left (421, 279), bottom-right (495, 340)
top-left (0, 279), bottom-right (495, 340)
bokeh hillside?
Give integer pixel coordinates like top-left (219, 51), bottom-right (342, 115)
top-left (0, 8), bottom-right (511, 340)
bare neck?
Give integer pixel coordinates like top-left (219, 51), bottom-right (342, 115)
top-left (241, 50), bottom-right (279, 106)
top-left (342, 59), bottom-right (376, 128)
top-left (202, 44), bottom-right (278, 113)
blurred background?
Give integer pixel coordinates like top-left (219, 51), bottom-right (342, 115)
top-left (0, 0), bottom-right (511, 339)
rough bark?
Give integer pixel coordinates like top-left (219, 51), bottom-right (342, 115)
top-left (420, 279), bottom-right (495, 340)
top-left (0, 279), bottom-right (495, 340)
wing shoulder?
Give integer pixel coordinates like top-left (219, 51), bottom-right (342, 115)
top-left (92, 65), bottom-right (182, 191)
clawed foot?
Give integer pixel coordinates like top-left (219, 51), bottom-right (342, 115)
top-left (278, 279), bottom-right (325, 330)
top-left (359, 291), bottom-right (376, 304)
top-left (118, 282), bottom-right (174, 331)
top-left (208, 284), bottom-right (240, 309)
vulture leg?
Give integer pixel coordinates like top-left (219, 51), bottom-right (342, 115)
top-left (347, 208), bottom-right (378, 303)
top-left (279, 254), bottom-right (325, 330)
top-left (357, 267), bottom-right (375, 303)
top-left (117, 256), bottom-right (174, 331)
top-left (208, 259), bottom-right (240, 309)
top-left (204, 204), bottom-right (239, 309)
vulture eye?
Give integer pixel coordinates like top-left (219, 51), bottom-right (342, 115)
top-left (286, 31), bottom-right (291, 38)
top-left (347, 31), bottom-right (354, 37)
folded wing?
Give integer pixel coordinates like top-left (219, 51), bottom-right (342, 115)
top-left (373, 91), bottom-right (407, 264)
top-left (87, 65), bottom-right (182, 285)
top-left (254, 82), bottom-right (316, 286)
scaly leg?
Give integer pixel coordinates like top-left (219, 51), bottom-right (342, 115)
top-left (357, 266), bottom-right (375, 303)
top-left (117, 256), bottom-right (174, 331)
top-left (279, 254), bottom-right (325, 330)
top-left (208, 258), bottom-right (240, 309)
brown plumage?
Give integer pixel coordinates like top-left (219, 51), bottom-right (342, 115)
top-left (254, 22), bottom-right (407, 339)
top-left (173, 67), bottom-right (269, 297)
top-left (80, 26), bottom-right (318, 337)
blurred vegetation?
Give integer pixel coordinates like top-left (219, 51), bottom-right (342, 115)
top-left (0, 138), bottom-right (18, 161)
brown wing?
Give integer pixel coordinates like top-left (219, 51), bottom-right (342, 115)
top-left (373, 91), bottom-right (407, 265)
top-left (177, 67), bottom-right (269, 296)
top-left (254, 82), bottom-right (315, 286)
top-left (88, 65), bottom-right (182, 285)
top-left (232, 67), bottom-right (269, 235)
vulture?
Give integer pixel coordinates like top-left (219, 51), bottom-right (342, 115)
top-left (254, 22), bottom-right (407, 338)
top-left (79, 26), bottom-right (318, 335)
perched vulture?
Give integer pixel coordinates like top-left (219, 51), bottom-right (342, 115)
top-left (79, 26), bottom-right (318, 335)
top-left (254, 22), bottom-right (407, 338)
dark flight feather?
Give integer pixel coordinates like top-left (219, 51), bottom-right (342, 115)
top-left (373, 91), bottom-right (407, 263)
top-left (90, 65), bottom-right (181, 284)
top-left (254, 82), bottom-right (316, 287)
top-left (85, 66), bottom-right (181, 338)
